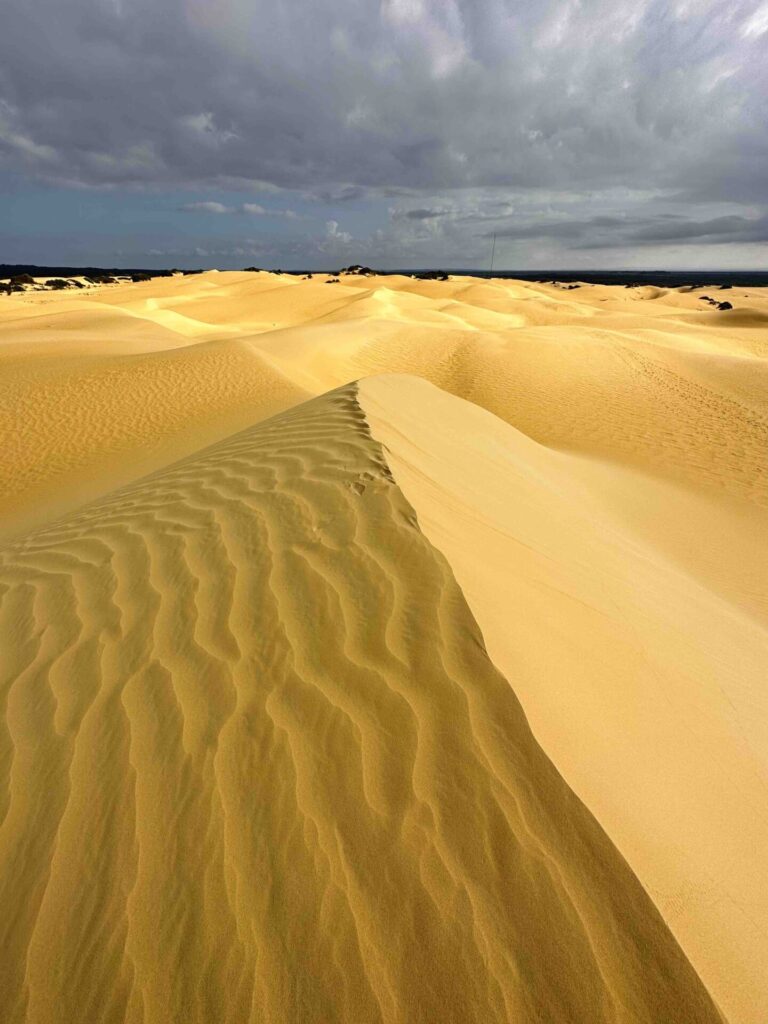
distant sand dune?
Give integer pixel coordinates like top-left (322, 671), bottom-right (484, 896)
top-left (3, 271), bottom-right (766, 533)
top-left (0, 385), bottom-right (723, 1024)
top-left (2, 271), bottom-right (768, 1022)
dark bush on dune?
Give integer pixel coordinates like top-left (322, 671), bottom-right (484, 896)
top-left (243, 266), bottom-right (261, 272)
top-left (45, 279), bottom-right (71, 290)
top-left (69, 279), bottom-right (84, 288)
top-left (183, 269), bottom-right (204, 275)
top-left (128, 271), bottom-right (173, 283)
top-left (413, 270), bottom-right (449, 281)
top-left (11, 274), bottom-right (35, 285)
top-left (717, 301), bottom-right (733, 310)
top-left (340, 265), bottom-right (374, 276)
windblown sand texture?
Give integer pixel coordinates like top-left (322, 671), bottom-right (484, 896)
top-left (2, 271), bottom-right (767, 1023)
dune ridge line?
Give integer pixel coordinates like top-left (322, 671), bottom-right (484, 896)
top-left (0, 381), bottom-right (725, 1024)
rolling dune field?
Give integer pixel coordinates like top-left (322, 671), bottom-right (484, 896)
top-left (1, 270), bottom-right (767, 1023)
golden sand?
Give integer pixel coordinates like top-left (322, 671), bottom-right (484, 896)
top-left (2, 270), bottom-right (767, 1022)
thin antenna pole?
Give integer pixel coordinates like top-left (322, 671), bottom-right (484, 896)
top-left (490, 233), bottom-right (496, 276)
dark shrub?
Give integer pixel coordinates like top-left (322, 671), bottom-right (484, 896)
top-left (340, 264), bottom-right (373, 276)
top-left (413, 270), bottom-right (449, 281)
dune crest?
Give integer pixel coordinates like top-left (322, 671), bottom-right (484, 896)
top-left (0, 383), bottom-right (723, 1024)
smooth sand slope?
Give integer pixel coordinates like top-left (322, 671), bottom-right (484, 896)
top-left (0, 384), bottom-right (723, 1024)
top-left (2, 271), bottom-right (768, 1022)
top-left (361, 375), bottom-right (768, 1024)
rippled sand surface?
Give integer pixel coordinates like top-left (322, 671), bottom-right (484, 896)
top-left (2, 270), bottom-right (767, 1023)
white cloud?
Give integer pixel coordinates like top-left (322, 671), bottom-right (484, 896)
top-left (180, 201), bottom-right (299, 218)
top-left (741, 2), bottom-right (768, 37)
top-left (325, 220), bottom-right (353, 244)
top-left (181, 201), bottom-right (234, 214)
top-left (243, 203), bottom-right (299, 219)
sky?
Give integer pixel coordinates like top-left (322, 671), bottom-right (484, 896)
top-left (1, 0), bottom-right (766, 270)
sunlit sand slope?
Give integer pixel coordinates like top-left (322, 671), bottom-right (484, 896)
top-left (0, 385), bottom-right (722, 1024)
top-left (360, 374), bottom-right (768, 1024)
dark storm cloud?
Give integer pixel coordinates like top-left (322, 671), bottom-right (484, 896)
top-left (627, 214), bottom-right (768, 243)
top-left (392, 207), bottom-right (452, 221)
top-left (0, 0), bottom-right (765, 264)
top-left (490, 216), bottom-right (625, 239)
top-left (480, 211), bottom-right (768, 249)
top-left (0, 0), bottom-right (765, 198)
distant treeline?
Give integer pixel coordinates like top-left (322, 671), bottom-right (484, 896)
top-left (0, 265), bottom-right (176, 279)
top-left (2, 264), bottom-right (766, 289)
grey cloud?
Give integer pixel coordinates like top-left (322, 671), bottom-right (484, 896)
top-left (627, 214), bottom-right (768, 242)
top-left (0, 0), bottom-right (765, 207)
top-left (1, 0), bottom-right (766, 269)
top-left (405, 209), bottom-right (446, 220)
top-left (488, 217), bottom-right (625, 240)
top-left (391, 207), bottom-right (452, 221)
top-left (478, 211), bottom-right (768, 249)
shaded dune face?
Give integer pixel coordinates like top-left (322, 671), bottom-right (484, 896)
top-left (0, 385), bottom-right (722, 1024)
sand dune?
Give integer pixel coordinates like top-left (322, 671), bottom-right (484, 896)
top-left (2, 270), bottom-right (768, 1022)
top-left (0, 384), bottom-right (724, 1024)
top-left (3, 271), bottom-right (767, 533)
top-left (361, 375), bottom-right (768, 1024)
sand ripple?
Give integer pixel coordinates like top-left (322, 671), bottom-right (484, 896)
top-left (0, 384), bottom-right (723, 1024)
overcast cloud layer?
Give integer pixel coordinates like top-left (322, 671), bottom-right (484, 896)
top-left (1, 0), bottom-right (766, 268)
